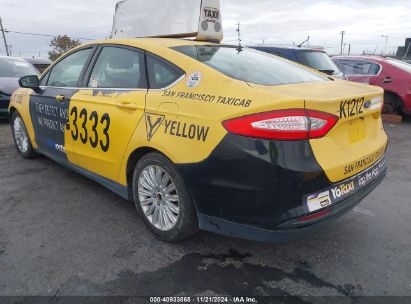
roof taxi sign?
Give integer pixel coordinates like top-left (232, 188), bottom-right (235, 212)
top-left (111, 0), bottom-right (223, 42)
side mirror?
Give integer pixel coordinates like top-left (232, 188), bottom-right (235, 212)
top-left (19, 75), bottom-right (40, 89)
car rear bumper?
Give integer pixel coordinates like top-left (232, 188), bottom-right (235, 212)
top-left (178, 134), bottom-right (387, 242)
top-left (197, 169), bottom-right (385, 242)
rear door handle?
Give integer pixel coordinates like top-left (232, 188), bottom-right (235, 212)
top-left (383, 77), bottom-right (392, 83)
top-left (56, 95), bottom-right (66, 103)
top-left (116, 101), bottom-right (138, 110)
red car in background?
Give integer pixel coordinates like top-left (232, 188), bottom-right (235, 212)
top-left (333, 56), bottom-right (411, 114)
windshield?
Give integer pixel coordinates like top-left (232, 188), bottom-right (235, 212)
top-left (297, 51), bottom-right (341, 76)
top-left (387, 59), bottom-right (411, 74)
top-left (172, 45), bottom-right (328, 86)
top-left (0, 57), bottom-right (39, 78)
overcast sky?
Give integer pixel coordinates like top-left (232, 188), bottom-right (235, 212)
top-left (0, 0), bottom-right (410, 58)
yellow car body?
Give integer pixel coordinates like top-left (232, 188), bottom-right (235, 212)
top-left (9, 38), bottom-right (388, 242)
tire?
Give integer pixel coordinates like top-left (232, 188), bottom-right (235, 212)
top-left (132, 152), bottom-right (199, 242)
top-left (11, 111), bottom-right (38, 159)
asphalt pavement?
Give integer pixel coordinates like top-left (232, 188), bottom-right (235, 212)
top-left (0, 117), bottom-right (410, 302)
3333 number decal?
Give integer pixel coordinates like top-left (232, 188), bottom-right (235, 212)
top-left (70, 107), bottom-right (110, 152)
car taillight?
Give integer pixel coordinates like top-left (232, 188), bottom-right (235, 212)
top-left (223, 109), bottom-right (339, 140)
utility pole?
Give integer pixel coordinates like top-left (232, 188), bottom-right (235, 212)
top-left (0, 17), bottom-right (10, 56)
top-left (340, 31), bottom-right (345, 55)
top-left (381, 35), bottom-right (388, 56)
top-left (236, 22), bottom-right (242, 47)
top-left (348, 44), bottom-right (351, 55)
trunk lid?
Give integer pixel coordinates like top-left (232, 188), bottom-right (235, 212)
top-left (249, 80), bottom-right (388, 182)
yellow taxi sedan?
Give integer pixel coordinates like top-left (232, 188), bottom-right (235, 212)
top-left (9, 38), bottom-right (387, 242)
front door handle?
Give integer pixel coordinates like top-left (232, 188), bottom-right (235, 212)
top-left (116, 101), bottom-right (138, 110)
top-left (383, 77), bottom-right (392, 83)
top-left (56, 95), bottom-right (66, 103)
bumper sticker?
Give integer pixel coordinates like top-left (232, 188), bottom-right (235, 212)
top-left (307, 191), bottom-right (332, 212)
top-left (305, 155), bottom-right (387, 213)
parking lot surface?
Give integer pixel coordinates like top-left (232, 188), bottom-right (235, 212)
top-left (0, 118), bottom-right (410, 300)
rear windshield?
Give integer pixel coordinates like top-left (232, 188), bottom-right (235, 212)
top-left (296, 51), bottom-right (341, 76)
top-left (172, 45), bottom-right (328, 86)
top-left (0, 57), bottom-right (39, 78)
top-left (387, 59), bottom-right (411, 74)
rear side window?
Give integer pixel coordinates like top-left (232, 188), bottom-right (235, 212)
top-left (172, 45), bottom-right (327, 86)
top-left (88, 47), bottom-right (147, 89)
top-left (47, 48), bottom-right (92, 87)
top-left (336, 60), bottom-right (380, 75)
top-left (146, 54), bottom-right (184, 89)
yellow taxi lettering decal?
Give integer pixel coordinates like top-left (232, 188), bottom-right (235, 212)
top-left (10, 94), bottom-right (24, 104)
top-left (161, 90), bottom-right (252, 108)
top-left (164, 120), bottom-right (210, 142)
top-left (33, 102), bottom-right (67, 132)
top-left (145, 113), bottom-right (165, 141)
top-left (69, 106), bottom-right (111, 152)
top-left (343, 147), bottom-right (385, 176)
top-left (330, 181), bottom-right (355, 200)
top-left (339, 97), bottom-right (366, 119)
top-left (145, 113), bottom-right (210, 143)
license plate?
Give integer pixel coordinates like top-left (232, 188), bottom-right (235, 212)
top-left (348, 119), bottom-right (366, 144)
top-left (305, 155), bottom-right (386, 213)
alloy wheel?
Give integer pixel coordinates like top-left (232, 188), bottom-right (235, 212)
top-left (138, 165), bottom-right (180, 231)
top-left (13, 116), bottom-right (29, 153)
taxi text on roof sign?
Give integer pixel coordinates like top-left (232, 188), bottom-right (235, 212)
top-left (111, 0), bottom-right (224, 42)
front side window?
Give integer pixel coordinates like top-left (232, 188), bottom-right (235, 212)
top-left (47, 48), bottom-right (92, 87)
top-left (88, 47), bottom-right (146, 89)
top-left (172, 45), bottom-right (327, 86)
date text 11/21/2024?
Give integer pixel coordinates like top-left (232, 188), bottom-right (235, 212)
top-left (149, 296), bottom-right (258, 303)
